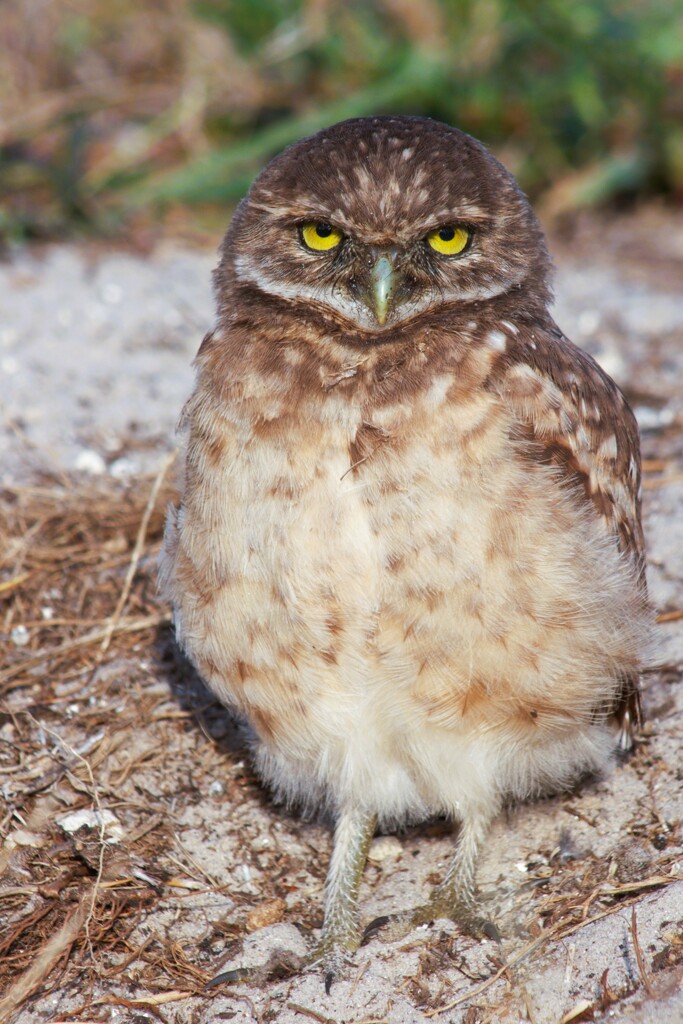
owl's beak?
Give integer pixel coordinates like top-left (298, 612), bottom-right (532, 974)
top-left (370, 253), bottom-right (397, 326)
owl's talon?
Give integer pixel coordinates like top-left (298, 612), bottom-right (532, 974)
top-left (360, 909), bottom-right (420, 944)
top-left (362, 914), bottom-right (392, 943)
top-left (361, 900), bottom-right (500, 946)
top-left (205, 966), bottom-right (253, 988)
top-left (483, 919), bottom-right (502, 943)
top-left (206, 949), bottom-right (308, 989)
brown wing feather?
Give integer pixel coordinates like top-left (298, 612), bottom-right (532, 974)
top-left (488, 322), bottom-right (646, 738)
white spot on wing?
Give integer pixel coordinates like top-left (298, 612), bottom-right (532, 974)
top-left (575, 424), bottom-right (589, 447)
top-left (598, 434), bottom-right (618, 459)
top-left (487, 330), bottom-right (507, 352)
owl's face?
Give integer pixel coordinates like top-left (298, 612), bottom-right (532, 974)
top-left (219, 116), bottom-right (552, 335)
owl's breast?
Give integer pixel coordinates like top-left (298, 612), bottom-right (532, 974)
top-left (167, 388), bottom-right (387, 731)
top-left (164, 369), bottom-right (646, 815)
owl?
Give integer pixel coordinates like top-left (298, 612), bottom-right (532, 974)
top-left (160, 116), bottom-right (653, 989)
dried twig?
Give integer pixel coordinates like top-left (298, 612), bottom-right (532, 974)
top-left (0, 613), bottom-right (171, 688)
top-left (25, 714), bottom-right (106, 960)
top-left (286, 1003), bottom-right (337, 1024)
top-left (656, 609), bottom-right (683, 624)
top-left (630, 906), bottom-right (653, 997)
top-left (0, 891), bottom-right (90, 1022)
top-left (99, 450), bottom-right (176, 655)
top-left (642, 474), bottom-right (683, 491)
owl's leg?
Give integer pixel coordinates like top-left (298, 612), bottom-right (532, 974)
top-left (364, 812), bottom-right (499, 944)
top-left (415, 812), bottom-right (499, 937)
top-left (209, 811), bottom-right (493, 991)
top-left (312, 805), bottom-right (378, 991)
top-left (206, 805), bottom-right (376, 991)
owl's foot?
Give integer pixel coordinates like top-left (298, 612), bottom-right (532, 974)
top-left (363, 892), bottom-right (499, 945)
top-left (310, 931), bottom-right (361, 993)
top-left (208, 806), bottom-right (377, 992)
top-left (364, 813), bottom-right (499, 947)
top-left (415, 889), bottom-right (500, 942)
top-left (205, 948), bottom-right (306, 989)
top-left (205, 936), bottom-right (357, 992)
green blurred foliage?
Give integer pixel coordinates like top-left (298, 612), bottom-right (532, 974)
top-left (0, 0), bottom-right (681, 238)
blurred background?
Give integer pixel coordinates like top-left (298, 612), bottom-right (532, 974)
top-left (1, 0), bottom-right (682, 243)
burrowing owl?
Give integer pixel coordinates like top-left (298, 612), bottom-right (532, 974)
top-left (160, 116), bottom-right (653, 987)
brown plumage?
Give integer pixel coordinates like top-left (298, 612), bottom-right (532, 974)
top-left (160, 116), bottom-right (653, 987)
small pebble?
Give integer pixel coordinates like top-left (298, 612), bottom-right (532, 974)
top-left (11, 624), bottom-right (30, 647)
top-left (7, 829), bottom-right (44, 848)
top-left (75, 449), bottom-right (106, 475)
top-left (367, 835), bottom-right (402, 863)
top-left (246, 897), bottom-right (286, 932)
top-left (109, 456), bottom-right (140, 478)
top-left (251, 835), bottom-right (271, 851)
top-left (0, 327), bottom-right (18, 346)
top-left (1, 356), bottom-right (18, 375)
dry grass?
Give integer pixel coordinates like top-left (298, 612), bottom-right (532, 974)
top-left (0, 470), bottom-right (212, 1015)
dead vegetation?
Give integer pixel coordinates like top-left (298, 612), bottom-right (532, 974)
top-left (0, 465), bottom-right (213, 1017)
top-left (1, 458), bottom-right (682, 1023)
top-left (2, 0), bottom-right (681, 241)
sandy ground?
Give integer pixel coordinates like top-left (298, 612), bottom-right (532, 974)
top-left (1, 206), bottom-right (682, 1023)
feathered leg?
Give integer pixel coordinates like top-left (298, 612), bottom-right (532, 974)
top-left (208, 804), bottom-right (377, 991)
top-left (314, 805), bottom-right (378, 991)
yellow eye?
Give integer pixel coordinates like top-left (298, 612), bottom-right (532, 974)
top-left (301, 221), bottom-right (343, 251)
top-left (426, 225), bottom-right (471, 256)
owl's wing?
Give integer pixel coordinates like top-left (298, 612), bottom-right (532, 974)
top-left (488, 322), bottom-right (646, 739)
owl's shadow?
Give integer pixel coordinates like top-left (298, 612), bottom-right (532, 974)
top-left (153, 623), bottom-right (312, 823)
top-left (154, 621), bottom-right (247, 754)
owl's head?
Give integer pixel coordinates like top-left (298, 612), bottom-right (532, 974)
top-left (216, 116), bottom-right (552, 335)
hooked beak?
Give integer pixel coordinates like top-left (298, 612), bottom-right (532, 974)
top-left (352, 248), bottom-right (415, 329)
top-left (371, 254), bottom-right (396, 326)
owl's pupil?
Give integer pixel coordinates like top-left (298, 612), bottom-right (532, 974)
top-left (439, 227), bottom-right (455, 241)
top-left (316, 223), bottom-right (333, 237)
